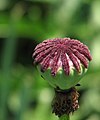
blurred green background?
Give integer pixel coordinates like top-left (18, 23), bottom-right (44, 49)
top-left (0, 0), bottom-right (100, 120)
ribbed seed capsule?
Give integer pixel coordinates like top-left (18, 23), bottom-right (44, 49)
top-left (32, 38), bottom-right (92, 89)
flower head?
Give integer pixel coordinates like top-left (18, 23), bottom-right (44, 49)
top-left (32, 38), bottom-right (92, 89)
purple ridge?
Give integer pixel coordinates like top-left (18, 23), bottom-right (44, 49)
top-left (51, 49), bottom-right (61, 76)
top-left (61, 52), bottom-right (70, 75)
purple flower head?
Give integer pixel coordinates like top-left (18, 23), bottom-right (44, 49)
top-left (33, 38), bottom-right (92, 77)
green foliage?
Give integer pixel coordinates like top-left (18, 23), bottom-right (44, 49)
top-left (0, 0), bottom-right (100, 120)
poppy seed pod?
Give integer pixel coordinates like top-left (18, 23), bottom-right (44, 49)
top-left (32, 38), bottom-right (92, 90)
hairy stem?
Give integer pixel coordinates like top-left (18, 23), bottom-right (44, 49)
top-left (59, 114), bottom-right (70, 120)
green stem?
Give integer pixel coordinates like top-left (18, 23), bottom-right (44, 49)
top-left (59, 114), bottom-right (70, 120)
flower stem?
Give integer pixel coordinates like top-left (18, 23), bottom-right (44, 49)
top-left (59, 114), bottom-right (70, 120)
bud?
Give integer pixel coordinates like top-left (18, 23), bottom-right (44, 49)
top-left (32, 38), bottom-right (92, 90)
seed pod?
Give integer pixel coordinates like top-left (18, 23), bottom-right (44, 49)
top-left (32, 38), bottom-right (92, 90)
